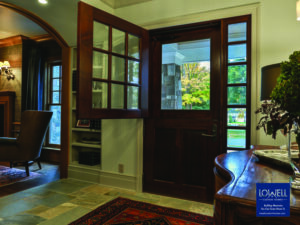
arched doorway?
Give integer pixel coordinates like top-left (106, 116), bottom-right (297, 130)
top-left (0, 1), bottom-right (70, 178)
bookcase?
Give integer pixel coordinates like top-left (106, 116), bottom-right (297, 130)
top-left (69, 48), bottom-right (102, 172)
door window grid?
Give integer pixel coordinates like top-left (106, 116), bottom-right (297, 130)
top-left (92, 21), bottom-right (141, 110)
top-left (225, 20), bottom-right (251, 151)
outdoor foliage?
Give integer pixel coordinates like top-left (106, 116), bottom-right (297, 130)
top-left (181, 63), bottom-right (210, 110)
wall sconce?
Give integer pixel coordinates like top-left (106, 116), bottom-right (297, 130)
top-left (0, 61), bottom-right (15, 80)
top-left (297, 0), bottom-right (300, 21)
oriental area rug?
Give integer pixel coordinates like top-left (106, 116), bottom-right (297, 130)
top-left (69, 197), bottom-right (213, 225)
top-left (0, 165), bottom-right (41, 187)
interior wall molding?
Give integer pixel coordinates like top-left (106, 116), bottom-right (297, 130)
top-left (0, 35), bottom-right (28, 48)
top-left (140, 3), bottom-right (260, 30)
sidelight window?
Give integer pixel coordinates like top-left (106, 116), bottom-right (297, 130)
top-left (225, 19), bottom-right (251, 150)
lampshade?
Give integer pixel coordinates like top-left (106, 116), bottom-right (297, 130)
top-left (297, 0), bottom-right (300, 21)
top-left (2, 61), bottom-right (10, 68)
top-left (260, 63), bottom-right (281, 101)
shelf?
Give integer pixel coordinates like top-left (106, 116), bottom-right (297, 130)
top-left (72, 142), bottom-right (101, 148)
top-left (72, 128), bottom-right (101, 133)
top-left (92, 90), bottom-right (102, 93)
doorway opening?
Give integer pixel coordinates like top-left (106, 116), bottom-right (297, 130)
top-left (0, 2), bottom-right (70, 185)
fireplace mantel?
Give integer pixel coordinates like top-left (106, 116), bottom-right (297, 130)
top-left (0, 91), bottom-right (15, 137)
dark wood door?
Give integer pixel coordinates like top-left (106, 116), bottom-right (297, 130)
top-left (143, 23), bottom-right (223, 203)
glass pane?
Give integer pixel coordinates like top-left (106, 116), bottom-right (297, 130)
top-left (52, 65), bottom-right (61, 78)
top-left (92, 81), bottom-right (107, 109)
top-left (161, 39), bottom-right (211, 110)
top-left (128, 86), bottom-right (139, 109)
top-left (227, 108), bottom-right (246, 127)
top-left (128, 60), bottom-right (139, 84)
top-left (52, 92), bottom-right (60, 104)
top-left (93, 51), bottom-right (108, 79)
top-left (228, 44), bottom-right (246, 63)
top-left (111, 84), bottom-right (124, 109)
top-left (111, 56), bottom-right (125, 81)
top-left (93, 21), bottom-right (109, 50)
top-left (112, 28), bottom-right (125, 55)
top-left (228, 65), bottom-right (247, 84)
top-left (128, 34), bottom-right (140, 59)
top-left (49, 105), bottom-right (61, 145)
top-left (228, 22), bottom-right (247, 42)
top-left (227, 129), bottom-right (246, 148)
top-left (52, 78), bottom-right (61, 91)
top-left (228, 86), bottom-right (246, 105)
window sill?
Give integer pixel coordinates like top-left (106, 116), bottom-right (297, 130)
top-left (43, 146), bottom-right (60, 151)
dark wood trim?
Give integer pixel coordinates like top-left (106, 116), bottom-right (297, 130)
top-left (30, 34), bottom-right (53, 42)
top-left (222, 15), bottom-right (252, 151)
top-left (0, 35), bottom-right (28, 47)
top-left (0, 1), bottom-right (71, 179)
top-left (77, 2), bottom-right (149, 119)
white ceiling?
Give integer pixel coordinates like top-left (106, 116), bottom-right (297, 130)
top-left (101, 0), bottom-right (152, 9)
top-left (0, 6), bottom-right (47, 40)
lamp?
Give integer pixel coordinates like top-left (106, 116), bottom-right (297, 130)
top-left (297, 0), bottom-right (300, 21)
top-left (0, 61), bottom-right (15, 80)
top-left (260, 63), bottom-right (281, 101)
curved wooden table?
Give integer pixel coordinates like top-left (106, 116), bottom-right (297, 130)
top-left (214, 149), bottom-right (300, 225)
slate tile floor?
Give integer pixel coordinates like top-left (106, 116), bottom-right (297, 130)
top-left (0, 179), bottom-right (214, 225)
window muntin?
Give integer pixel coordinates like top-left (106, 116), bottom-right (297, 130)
top-left (48, 63), bottom-right (62, 146)
top-left (92, 21), bottom-right (141, 110)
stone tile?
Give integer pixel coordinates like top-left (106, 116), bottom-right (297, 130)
top-left (24, 205), bottom-right (51, 215)
top-left (0, 199), bottom-right (39, 217)
top-left (37, 206), bottom-right (91, 225)
top-left (69, 192), bottom-right (113, 209)
top-left (41, 179), bottom-right (92, 194)
top-left (37, 202), bottom-right (78, 219)
top-left (0, 214), bottom-right (45, 225)
top-left (77, 184), bottom-right (114, 194)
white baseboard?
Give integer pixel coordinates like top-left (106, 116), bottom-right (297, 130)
top-left (68, 165), bottom-right (138, 191)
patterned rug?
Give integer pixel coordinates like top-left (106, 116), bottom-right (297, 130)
top-left (0, 165), bottom-right (42, 187)
top-left (69, 197), bottom-right (213, 225)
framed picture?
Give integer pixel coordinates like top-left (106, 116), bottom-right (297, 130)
top-left (76, 119), bottom-right (90, 128)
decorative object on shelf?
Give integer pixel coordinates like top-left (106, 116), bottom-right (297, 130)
top-left (256, 51), bottom-right (300, 190)
top-left (80, 137), bottom-right (101, 144)
top-left (79, 150), bottom-right (100, 166)
top-left (76, 119), bottom-right (90, 128)
top-left (0, 61), bottom-right (15, 80)
top-left (90, 119), bottom-right (101, 130)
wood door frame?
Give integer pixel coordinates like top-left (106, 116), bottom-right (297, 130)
top-left (144, 21), bottom-right (223, 203)
top-left (0, 2), bottom-right (71, 178)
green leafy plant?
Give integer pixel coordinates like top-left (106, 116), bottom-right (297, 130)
top-left (256, 51), bottom-right (300, 145)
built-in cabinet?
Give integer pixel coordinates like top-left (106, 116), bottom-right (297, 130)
top-left (68, 48), bottom-right (142, 191)
top-left (69, 48), bottom-right (102, 171)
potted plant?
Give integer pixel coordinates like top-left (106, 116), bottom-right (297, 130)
top-left (256, 51), bottom-right (300, 156)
